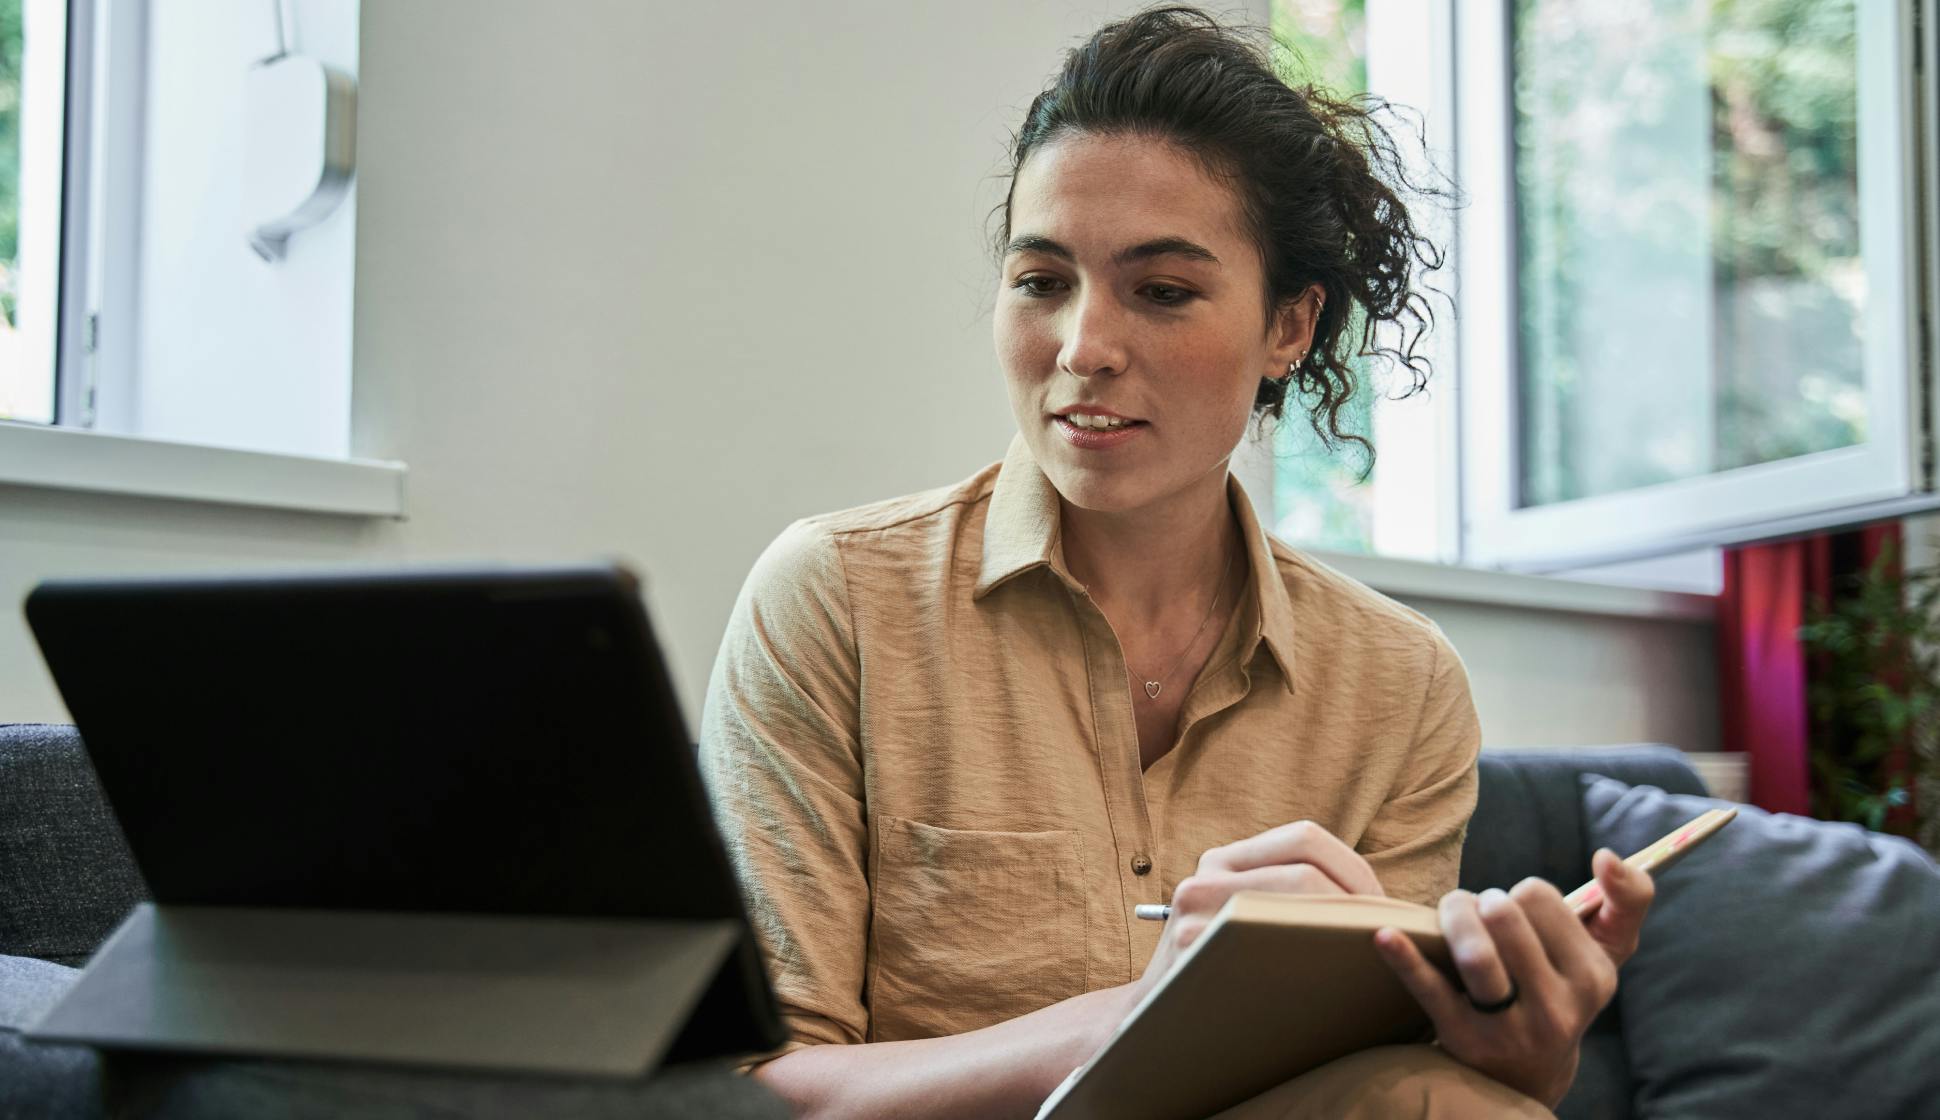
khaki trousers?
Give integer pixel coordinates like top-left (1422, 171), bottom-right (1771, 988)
top-left (1208, 1045), bottom-right (1556, 1119)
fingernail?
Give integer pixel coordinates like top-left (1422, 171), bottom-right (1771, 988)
top-left (1479, 888), bottom-right (1508, 912)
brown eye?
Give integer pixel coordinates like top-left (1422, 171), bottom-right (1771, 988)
top-left (1012, 276), bottom-right (1065, 297)
top-left (1144, 284), bottom-right (1194, 305)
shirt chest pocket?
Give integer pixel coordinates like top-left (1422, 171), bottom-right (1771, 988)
top-left (865, 815), bottom-right (1089, 1042)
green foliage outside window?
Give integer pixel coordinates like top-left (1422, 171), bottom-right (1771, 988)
top-left (2, 0), bottom-right (22, 328)
top-left (1269, 0), bottom-right (1377, 554)
top-left (1514, 0), bottom-right (1865, 508)
top-left (1709, 0), bottom-right (1864, 470)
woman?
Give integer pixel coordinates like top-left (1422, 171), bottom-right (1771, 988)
top-left (698, 8), bottom-right (1655, 1117)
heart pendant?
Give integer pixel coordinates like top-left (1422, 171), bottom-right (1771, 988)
top-left (1144, 681), bottom-right (1162, 699)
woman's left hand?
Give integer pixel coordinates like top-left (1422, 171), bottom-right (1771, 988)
top-left (1371, 849), bottom-right (1656, 1108)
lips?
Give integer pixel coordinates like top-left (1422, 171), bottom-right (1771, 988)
top-left (1052, 413), bottom-right (1147, 449)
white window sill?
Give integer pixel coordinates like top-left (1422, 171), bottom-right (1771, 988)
top-left (1309, 547), bottom-right (1717, 622)
top-left (0, 421), bottom-right (406, 518)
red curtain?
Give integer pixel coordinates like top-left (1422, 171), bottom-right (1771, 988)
top-left (1717, 523), bottom-right (1906, 820)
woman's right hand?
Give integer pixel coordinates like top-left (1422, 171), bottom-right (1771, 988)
top-left (1129, 820), bottom-right (1385, 1004)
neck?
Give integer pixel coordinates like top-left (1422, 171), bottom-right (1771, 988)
top-left (1057, 463), bottom-right (1244, 624)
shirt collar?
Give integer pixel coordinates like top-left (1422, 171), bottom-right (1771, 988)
top-left (974, 433), bottom-right (1298, 694)
top-left (975, 434), bottom-right (1077, 599)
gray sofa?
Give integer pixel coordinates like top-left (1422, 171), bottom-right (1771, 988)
top-left (2, 723), bottom-right (1933, 1118)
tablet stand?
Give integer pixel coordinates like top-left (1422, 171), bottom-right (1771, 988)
top-left (30, 903), bottom-right (743, 1078)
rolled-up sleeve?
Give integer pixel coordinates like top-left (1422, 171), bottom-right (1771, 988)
top-left (1357, 630), bottom-right (1482, 908)
top-left (698, 519), bottom-right (869, 1060)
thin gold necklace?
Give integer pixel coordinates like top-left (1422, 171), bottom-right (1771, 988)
top-left (1136, 545), bottom-right (1238, 701)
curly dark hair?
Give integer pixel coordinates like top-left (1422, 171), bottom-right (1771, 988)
top-left (994, 5), bottom-right (1451, 467)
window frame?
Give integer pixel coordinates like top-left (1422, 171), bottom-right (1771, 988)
top-left (1453, 0), bottom-right (1933, 573)
top-left (53, 0), bottom-right (93, 426)
top-left (58, 0), bottom-right (144, 433)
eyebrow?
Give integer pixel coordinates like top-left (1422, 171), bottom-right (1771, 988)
top-left (1003, 235), bottom-right (1222, 267)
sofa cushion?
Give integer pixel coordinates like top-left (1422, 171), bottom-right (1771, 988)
top-left (0, 725), bottom-right (147, 965)
top-left (1583, 774), bottom-right (1940, 1120)
top-left (1464, 746), bottom-right (1708, 896)
top-left (0, 955), bottom-right (100, 1120)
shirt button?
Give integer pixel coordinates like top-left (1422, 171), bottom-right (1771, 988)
top-left (1131, 855), bottom-right (1153, 876)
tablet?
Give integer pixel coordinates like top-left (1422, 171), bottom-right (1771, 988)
top-left (24, 564), bottom-right (785, 1076)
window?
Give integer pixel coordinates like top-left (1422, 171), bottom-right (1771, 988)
top-left (1264, 0), bottom-right (1931, 580)
top-left (0, 1), bottom-right (394, 517)
top-left (1458, 0), bottom-right (1925, 571)
top-left (4, 0), bottom-right (363, 443)
top-left (1515, 0), bottom-right (1866, 507)
top-left (0, 0), bottom-right (63, 425)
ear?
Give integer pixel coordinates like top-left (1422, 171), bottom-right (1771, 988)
top-left (1266, 284), bottom-right (1326, 381)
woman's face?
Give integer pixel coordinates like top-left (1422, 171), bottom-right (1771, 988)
top-left (995, 132), bottom-right (1308, 517)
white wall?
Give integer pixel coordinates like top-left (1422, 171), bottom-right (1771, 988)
top-left (1, 0), bottom-right (1718, 758)
top-left (1402, 597), bottom-right (1716, 752)
top-left (342, 0), bottom-right (1082, 718)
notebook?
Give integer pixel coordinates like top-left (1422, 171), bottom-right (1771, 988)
top-left (1038, 891), bottom-right (1450, 1119)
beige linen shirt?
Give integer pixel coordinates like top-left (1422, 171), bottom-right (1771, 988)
top-left (698, 435), bottom-right (1481, 1058)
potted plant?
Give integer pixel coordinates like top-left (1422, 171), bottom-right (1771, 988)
top-left (1798, 546), bottom-right (1940, 855)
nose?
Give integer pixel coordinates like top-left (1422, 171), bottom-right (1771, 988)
top-left (1057, 291), bottom-right (1129, 379)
